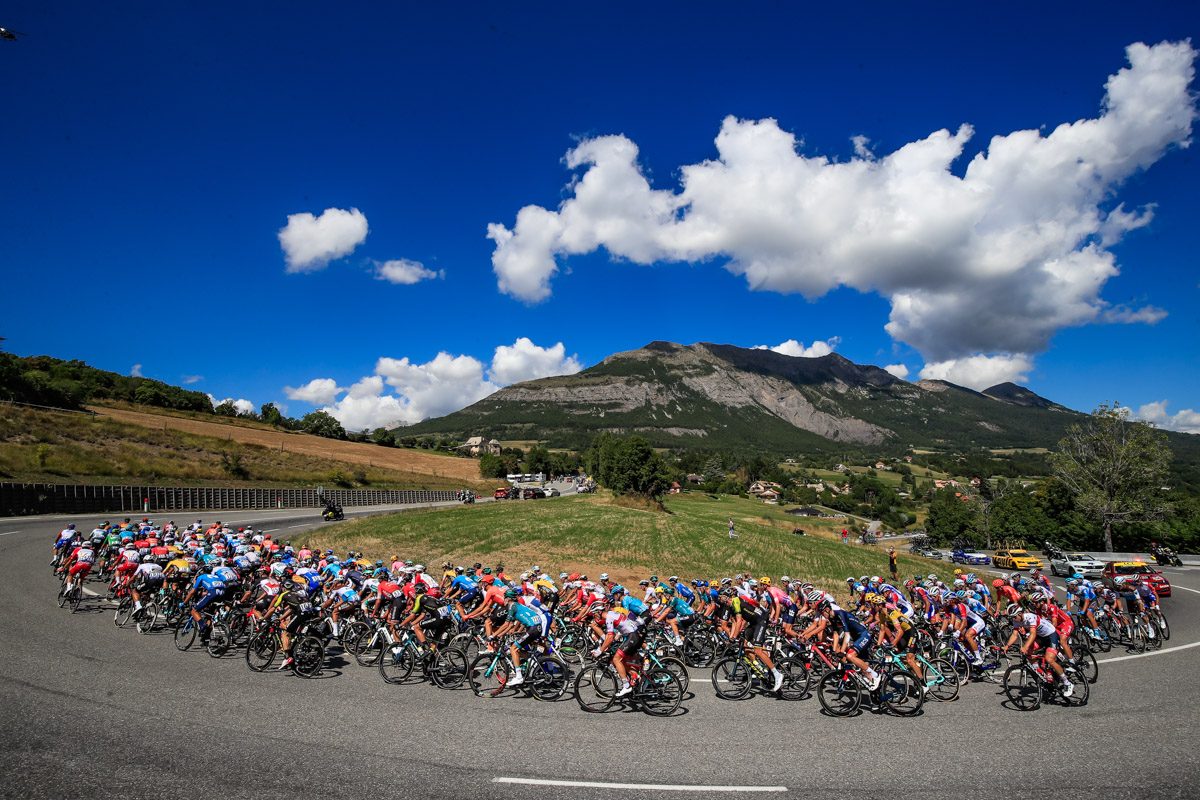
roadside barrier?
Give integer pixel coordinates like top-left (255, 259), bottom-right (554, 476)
top-left (0, 482), bottom-right (458, 517)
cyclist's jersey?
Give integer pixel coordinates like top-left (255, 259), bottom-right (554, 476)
top-left (669, 597), bottom-right (694, 617)
top-left (832, 610), bottom-right (868, 639)
top-left (766, 586), bottom-right (793, 607)
top-left (1046, 604), bottom-right (1072, 630)
top-left (1135, 584), bottom-right (1158, 605)
top-left (412, 594), bottom-right (449, 618)
top-left (134, 562), bottom-right (164, 580)
top-left (620, 596), bottom-right (647, 616)
top-left (450, 575), bottom-right (478, 593)
top-left (730, 595), bottom-right (763, 622)
top-left (57, 529), bottom-right (76, 544)
top-left (332, 586), bottom-right (361, 604)
top-left (885, 608), bottom-right (913, 632)
top-left (604, 608), bottom-right (640, 636)
top-left (997, 585), bottom-right (1021, 605)
top-left (257, 578), bottom-right (282, 597)
top-left (320, 562), bottom-right (343, 579)
top-left (966, 596), bottom-right (988, 616)
top-left (232, 555), bottom-right (253, 571)
top-left (213, 565), bottom-right (239, 584)
top-left (506, 601), bottom-right (544, 628)
top-left (74, 546), bottom-right (96, 565)
top-left (193, 574), bottom-right (225, 593)
top-left (1016, 612), bottom-right (1056, 637)
top-left (482, 585), bottom-right (507, 608)
top-left (1073, 584), bottom-right (1097, 603)
top-left (377, 581), bottom-right (403, 599)
top-left (343, 569), bottom-right (365, 589)
top-left (946, 602), bottom-right (983, 624)
top-left (675, 583), bottom-right (696, 602)
top-left (120, 549), bottom-right (141, 565)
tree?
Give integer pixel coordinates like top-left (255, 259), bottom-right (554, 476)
top-left (1049, 403), bottom-right (1172, 553)
top-left (300, 410), bottom-right (346, 440)
top-left (260, 402), bottom-right (284, 428)
top-left (927, 488), bottom-right (980, 546)
top-left (478, 452), bottom-right (506, 480)
top-left (213, 400), bottom-right (239, 417)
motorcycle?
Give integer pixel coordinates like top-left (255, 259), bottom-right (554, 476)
top-left (1152, 546), bottom-right (1183, 567)
top-left (322, 505), bottom-right (345, 522)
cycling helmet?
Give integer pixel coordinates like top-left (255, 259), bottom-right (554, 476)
top-left (904, 580), bottom-right (916, 589)
top-left (655, 586), bottom-right (667, 595)
top-left (747, 579), bottom-right (758, 588)
top-left (442, 561), bottom-right (452, 569)
top-left (799, 582), bottom-right (813, 594)
top-left (853, 583), bottom-right (865, 594)
top-left (955, 590), bottom-right (967, 599)
top-left (481, 567), bottom-right (492, 575)
top-left (992, 579), bottom-right (1004, 588)
top-left (1065, 578), bottom-right (1078, 588)
top-left (759, 576), bottom-right (771, 586)
top-left (1071, 573), bottom-right (1084, 581)
top-left (68, 524), bottom-right (75, 530)
top-left (953, 579), bottom-right (966, 588)
top-left (610, 584), bottom-right (626, 596)
top-left (845, 577), bottom-right (856, 585)
top-left (953, 569), bottom-right (963, 575)
top-left (870, 593), bottom-right (885, 606)
top-left (859, 575), bottom-right (870, 584)
top-left (568, 573), bottom-right (580, 581)
top-left (1005, 602), bottom-right (1022, 616)
top-left (780, 575), bottom-right (790, 583)
top-left (869, 576), bottom-right (880, 585)
top-left (282, 579), bottom-right (297, 591)
top-left (559, 572), bottom-right (568, 580)
top-left (806, 589), bottom-right (824, 604)
top-left (414, 582), bottom-right (427, 594)
top-left (966, 573), bottom-right (976, 582)
top-left (375, 560), bottom-right (384, 567)
top-left (141, 554), bottom-right (154, 563)
top-left (650, 575), bottom-right (658, 582)
top-left (1113, 577), bottom-right (1126, 586)
top-left (531, 565), bottom-right (541, 573)
top-left (669, 575), bottom-right (678, 582)
top-left (927, 573), bottom-right (937, 581)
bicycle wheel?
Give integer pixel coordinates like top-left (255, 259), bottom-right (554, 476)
top-left (69, 586), bottom-right (84, 614)
top-left (1064, 650), bottom-right (1097, 685)
top-left (1156, 612), bottom-right (1170, 641)
top-left (683, 631), bottom-right (716, 668)
top-left (136, 601), bottom-right (159, 633)
top-left (341, 620), bottom-right (371, 653)
top-left (879, 669), bottom-right (923, 716)
top-left (554, 625), bottom-right (587, 667)
top-left (1002, 664), bottom-right (1042, 711)
top-left (448, 633), bottom-right (480, 663)
top-left (912, 629), bottom-right (935, 656)
top-left (528, 655), bottom-right (570, 701)
top-left (938, 646), bottom-right (973, 682)
top-left (1060, 672), bottom-right (1090, 707)
top-left (922, 658), bottom-right (960, 702)
top-left (777, 656), bottom-right (811, 700)
top-left (207, 622), bottom-right (232, 658)
top-left (711, 657), bottom-right (752, 700)
top-left (816, 670), bottom-right (862, 717)
top-left (468, 652), bottom-right (510, 697)
top-left (245, 631), bottom-right (277, 671)
top-left (352, 629), bottom-right (385, 667)
top-left (114, 598), bottom-right (134, 629)
top-left (430, 647), bottom-right (469, 689)
top-left (640, 668), bottom-right (683, 716)
top-left (657, 656), bottom-right (689, 694)
top-left (974, 646), bottom-right (1010, 684)
top-left (1128, 622), bottom-right (1146, 654)
top-left (1146, 620), bottom-right (1163, 651)
top-left (573, 665), bottom-right (618, 712)
top-left (1101, 615), bottom-right (1121, 643)
top-left (379, 643), bottom-right (417, 684)
top-left (174, 618), bottom-right (198, 651)
top-left (56, 583), bottom-right (70, 608)
top-left (291, 635), bottom-right (325, 677)
top-left (164, 601), bottom-right (185, 628)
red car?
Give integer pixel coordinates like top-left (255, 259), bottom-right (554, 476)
top-left (493, 488), bottom-right (509, 499)
top-left (1102, 561), bottom-right (1172, 597)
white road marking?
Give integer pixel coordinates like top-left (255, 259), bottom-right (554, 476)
top-left (493, 777), bottom-right (787, 792)
top-left (288, 524), bottom-right (307, 529)
top-left (1096, 640), bottom-right (1200, 664)
top-left (1168, 585), bottom-right (1200, 595)
top-left (0, 530), bottom-right (23, 536)
top-left (82, 587), bottom-right (101, 597)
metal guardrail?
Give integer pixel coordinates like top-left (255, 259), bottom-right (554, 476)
top-left (1, 399), bottom-right (97, 418)
top-left (0, 482), bottom-right (458, 517)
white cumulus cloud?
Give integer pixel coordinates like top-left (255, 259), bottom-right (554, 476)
top-left (488, 41), bottom-right (1196, 376)
top-left (287, 338), bottom-right (585, 430)
top-left (918, 354), bottom-right (1034, 391)
top-left (752, 337), bottom-right (840, 358)
top-left (284, 378), bottom-right (345, 406)
top-left (130, 364), bottom-right (143, 377)
top-left (1135, 400), bottom-right (1200, 434)
top-left (279, 207), bottom-right (369, 273)
top-left (883, 364), bottom-right (910, 380)
top-left (206, 394), bottom-right (256, 415)
top-left (375, 259), bottom-right (445, 285)
top-left (490, 338), bottom-right (584, 384)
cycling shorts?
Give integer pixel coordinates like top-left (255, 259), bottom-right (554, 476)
top-left (194, 587), bottom-right (225, 611)
top-left (117, 562), bottom-right (137, 574)
top-left (457, 588), bottom-right (479, 607)
top-left (969, 617), bottom-right (986, 636)
top-left (1055, 618), bottom-right (1073, 638)
top-left (69, 562), bottom-right (92, 579)
top-left (420, 616), bottom-right (453, 640)
top-left (134, 574), bottom-right (164, 591)
top-left (850, 630), bottom-right (873, 654)
top-left (781, 606), bottom-right (796, 624)
top-left (617, 627), bottom-right (647, 659)
top-left (1035, 632), bottom-right (1061, 652)
top-left (515, 622), bottom-right (545, 649)
top-left (895, 628), bottom-right (916, 652)
top-left (748, 618), bottom-right (769, 647)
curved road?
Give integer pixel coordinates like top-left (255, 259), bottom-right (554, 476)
top-left (2, 509), bottom-right (1199, 799)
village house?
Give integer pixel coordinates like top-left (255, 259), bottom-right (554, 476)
top-left (456, 436), bottom-right (501, 456)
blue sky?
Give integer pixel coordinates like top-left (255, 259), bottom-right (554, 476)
top-left (3, 2), bottom-right (1198, 434)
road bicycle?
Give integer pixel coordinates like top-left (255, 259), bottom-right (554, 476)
top-left (466, 636), bottom-right (570, 700)
top-left (816, 653), bottom-right (924, 717)
top-left (378, 628), bottom-right (470, 689)
top-left (877, 643), bottom-right (960, 702)
top-left (711, 638), bottom-right (808, 700)
top-left (244, 617), bottom-right (326, 677)
top-left (573, 650), bottom-right (683, 716)
top-left (1002, 651), bottom-right (1089, 710)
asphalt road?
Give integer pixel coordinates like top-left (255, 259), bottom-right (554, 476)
top-left (3, 508), bottom-right (1199, 800)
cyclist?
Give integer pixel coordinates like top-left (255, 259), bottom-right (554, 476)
top-left (184, 565), bottom-right (226, 640)
top-left (1005, 602), bottom-right (1074, 698)
top-left (822, 598), bottom-right (881, 690)
top-left (943, 590), bottom-right (986, 666)
top-left (397, 582), bottom-right (453, 653)
top-left (872, 592), bottom-right (923, 681)
top-left (1065, 577), bottom-right (1101, 638)
top-left (490, 588), bottom-right (552, 688)
top-left (60, 539), bottom-right (96, 596)
top-left (53, 523), bottom-right (79, 563)
top-left (729, 581), bottom-right (784, 692)
top-left (590, 588), bottom-right (646, 698)
top-left (320, 575), bottom-right (361, 638)
top-left (130, 554), bottom-right (165, 614)
top-left (267, 579), bottom-right (318, 670)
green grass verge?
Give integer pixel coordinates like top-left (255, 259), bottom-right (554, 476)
top-left (298, 491), bottom-right (940, 603)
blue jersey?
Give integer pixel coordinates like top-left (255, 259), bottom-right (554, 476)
top-left (451, 575), bottom-right (478, 593)
top-left (675, 584), bottom-right (695, 601)
top-left (670, 597), bottom-right (694, 617)
top-left (193, 574), bottom-right (225, 593)
top-left (621, 596), bottom-right (647, 616)
top-left (833, 610), bottom-right (868, 639)
top-left (1074, 584), bottom-right (1097, 603)
top-left (507, 602), bottom-right (544, 627)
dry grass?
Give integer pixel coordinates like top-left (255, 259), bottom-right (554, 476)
top-left (89, 405), bottom-right (482, 483)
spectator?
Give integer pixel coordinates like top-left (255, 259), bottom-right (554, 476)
top-left (728, 518), bottom-right (738, 539)
top-left (841, 529), bottom-right (849, 545)
top-left (888, 546), bottom-right (898, 581)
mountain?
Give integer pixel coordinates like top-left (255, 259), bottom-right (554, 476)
top-left (982, 382), bottom-right (1063, 409)
top-left (401, 341), bottom-right (1087, 455)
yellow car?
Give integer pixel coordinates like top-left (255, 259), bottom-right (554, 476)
top-left (993, 549), bottom-right (1044, 571)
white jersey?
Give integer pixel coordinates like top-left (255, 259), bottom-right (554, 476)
top-left (134, 562), bottom-right (164, 579)
top-left (75, 547), bottom-right (96, 564)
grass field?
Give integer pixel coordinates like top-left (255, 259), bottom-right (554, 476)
top-left (0, 405), bottom-right (490, 491)
top-left (298, 491), bottom-right (935, 603)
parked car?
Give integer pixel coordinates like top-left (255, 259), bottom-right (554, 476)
top-left (1049, 552), bottom-right (1105, 579)
top-left (493, 488), bottom-right (510, 499)
top-left (918, 546), bottom-right (943, 560)
top-left (993, 549), bottom-right (1044, 571)
top-left (1101, 561), bottom-right (1172, 597)
top-left (950, 547), bottom-right (991, 566)
top-left (545, 487), bottom-right (561, 497)
top-left (522, 488), bottom-right (546, 500)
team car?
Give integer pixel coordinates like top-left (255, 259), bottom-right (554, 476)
top-left (950, 547), bottom-right (991, 566)
top-left (1050, 552), bottom-right (1105, 579)
top-left (992, 549), bottom-right (1044, 571)
top-left (1102, 561), bottom-right (1172, 597)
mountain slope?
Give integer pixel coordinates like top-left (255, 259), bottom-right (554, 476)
top-left (402, 341), bottom-right (1088, 454)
